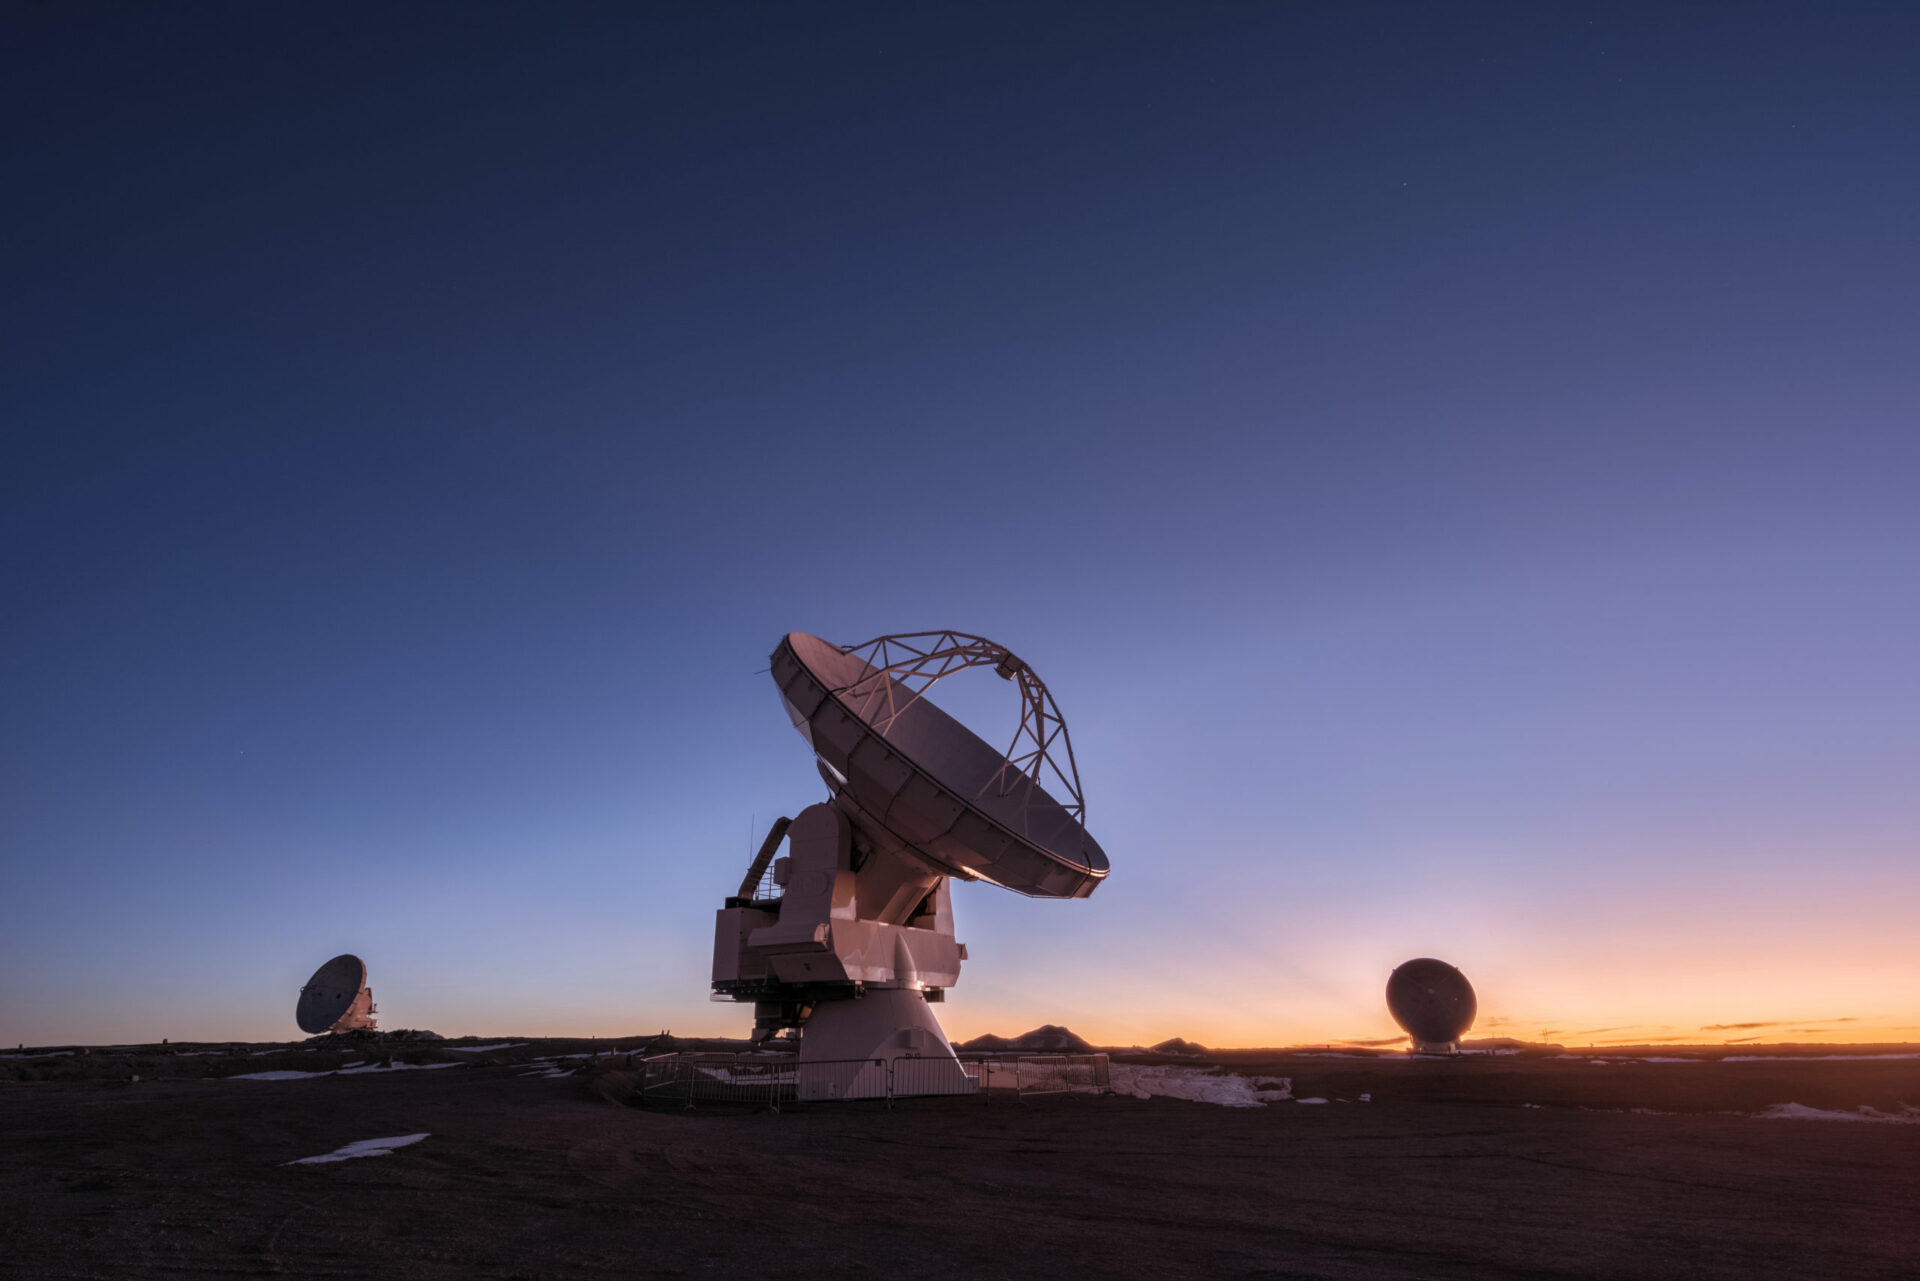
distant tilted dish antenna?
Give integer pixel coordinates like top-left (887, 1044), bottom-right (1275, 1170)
top-left (297, 953), bottom-right (379, 1035)
top-left (1386, 957), bottom-right (1475, 1055)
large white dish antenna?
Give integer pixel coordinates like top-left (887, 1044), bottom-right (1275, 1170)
top-left (711, 630), bottom-right (1110, 1094)
top-left (772, 631), bottom-right (1108, 898)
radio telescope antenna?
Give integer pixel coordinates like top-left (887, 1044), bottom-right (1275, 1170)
top-left (297, 954), bottom-right (378, 1035)
top-left (1386, 958), bottom-right (1476, 1055)
top-left (712, 631), bottom-right (1110, 1097)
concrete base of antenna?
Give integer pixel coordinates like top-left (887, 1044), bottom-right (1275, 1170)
top-left (798, 989), bottom-right (969, 1099)
top-left (1410, 1039), bottom-right (1460, 1056)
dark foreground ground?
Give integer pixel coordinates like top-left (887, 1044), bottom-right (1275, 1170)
top-left (3, 1039), bottom-right (1916, 1279)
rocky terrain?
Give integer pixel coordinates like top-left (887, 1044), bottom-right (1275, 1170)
top-left (3, 1037), bottom-right (1916, 1278)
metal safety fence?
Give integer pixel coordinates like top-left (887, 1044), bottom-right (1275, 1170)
top-left (635, 1052), bottom-right (1107, 1109)
top-left (975, 1053), bottom-right (1110, 1097)
top-left (635, 1052), bottom-right (797, 1109)
top-left (635, 1054), bottom-right (896, 1109)
top-left (889, 1054), bottom-right (978, 1098)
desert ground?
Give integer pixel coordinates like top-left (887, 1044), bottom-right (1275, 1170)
top-left (3, 1039), bottom-right (1916, 1279)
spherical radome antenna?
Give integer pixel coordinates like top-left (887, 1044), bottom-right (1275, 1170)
top-left (1386, 957), bottom-right (1475, 1053)
top-left (296, 954), bottom-right (378, 1035)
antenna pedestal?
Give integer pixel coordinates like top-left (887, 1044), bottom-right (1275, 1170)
top-left (713, 804), bottom-right (963, 990)
top-left (797, 989), bottom-right (967, 1099)
top-left (714, 803), bottom-right (970, 1094)
top-left (333, 987), bottom-right (378, 1034)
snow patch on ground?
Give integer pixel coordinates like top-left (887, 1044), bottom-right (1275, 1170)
top-left (1755, 1103), bottom-right (1920, 1124)
top-left (232, 1062), bottom-right (461, 1081)
top-left (286, 1133), bottom-right (430, 1165)
top-left (0, 1051), bottom-right (74, 1059)
top-left (1109, 1065), bottom-right (1292, 1108)
top-left (446, 1043), bottom-right (526, 1054)
top-left (337, 1062), bottom-right (459, 1075)
top-left (1296, 1097), bottom-right (1329, 1105)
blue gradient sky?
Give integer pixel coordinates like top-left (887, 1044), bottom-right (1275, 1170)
top-left (5, 4), bottom-right (1917, 1048)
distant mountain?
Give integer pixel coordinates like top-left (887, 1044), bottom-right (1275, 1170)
top-left (1148, 1037), bottom-right (1209, 1057)
top-left (957, 1024), bottom-right (1094, 1053)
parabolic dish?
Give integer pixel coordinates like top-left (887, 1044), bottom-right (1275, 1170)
top-left (1386, 957), bottom-right (1476, 1046)
top-left (772, 631), bottom-right (1108, 898)
top-left (297, 954), bottom-right (370, 1035)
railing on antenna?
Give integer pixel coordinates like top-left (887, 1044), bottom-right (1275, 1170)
top-left (734, 816), bottom-right (792, 903)
top-left (830, 631), bottom-right (1087, 827)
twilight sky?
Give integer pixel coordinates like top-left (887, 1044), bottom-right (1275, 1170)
top-left (4, 4), bottom-right (1917, 1049)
